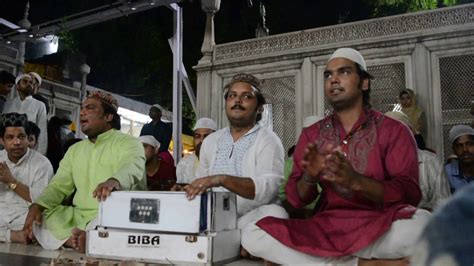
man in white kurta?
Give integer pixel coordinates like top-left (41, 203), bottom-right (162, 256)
top-left (0, 113), bottom-right (53, 243)
top-left (385, 111), bottom-right (451, 210)
top-left (3, 74), bottom-right (48, 155)
top-left (184, 74), bottom-right (287, 239)
top-left (176, 117), bottom-right (217, 184)
top-left (417, 149), bottom-right (451, 210)
top-left (196, 124), bottom-right (286, 227)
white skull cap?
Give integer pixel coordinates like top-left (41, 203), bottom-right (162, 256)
top-left (193, 117), bottom-right (217, 131)
top-left (303, 115), bottom-right (324, 128)
top-left (328, 48), bottom-right (367, 71)
top-left (15, 74), bottom-right (31, 85)
top-left (384, 111), bottom-right (413, 129)
top-left (449, 125), bottom-right (474, 146)
top-left (29, 72), bottom-right (42, 85)
top-left (138, 135), bottom-right (161, 153)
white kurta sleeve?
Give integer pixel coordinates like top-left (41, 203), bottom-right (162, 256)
top-left (249, 131), bottom-right (284, 204)
top-left (29, 156), bottom-right (54, 202)
top-left (36, 103), bottom-right (48, 155)
top-left (176, 155), bottom-right (198, 184)
top-left (196, 137), bottom-right (213, 178)
top-left (418, 150), bottom-right (451, 210)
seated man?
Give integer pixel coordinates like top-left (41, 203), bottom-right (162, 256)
top-left (242, 48), bottom-right (430, 264)
top-left (26, 121), bottom-right (40, 151)
top-left (176, 117), bottom-right (217, 184)
top-left (23, 91), bottom-right (146, 253)
top-left (445, 125), bottom-right (474, 193)
top-left (0, 113), bottom-right (53, 243)
top-left (184, 73), bottom-right (286, 251)
top-left (385, 111), bottom-right (451, 210)
top-left (139, 135), bottom-right (176, 191)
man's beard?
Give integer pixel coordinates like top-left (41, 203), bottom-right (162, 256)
top-left (195, 143), bottom-right (201, 158)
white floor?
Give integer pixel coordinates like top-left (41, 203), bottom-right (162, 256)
top-left (0, 242), bottom-right (263, 265)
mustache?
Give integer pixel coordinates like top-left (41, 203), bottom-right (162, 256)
top-left (231, 104), bottom-right (245, 110)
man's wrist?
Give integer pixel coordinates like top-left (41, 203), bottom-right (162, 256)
top-left (30, 203), bottom-right (45, 212)
top-left (215, 175), bottom-right (223, 187)
top-left (350, 173), bottom-right (364, 192)
top-left (107, 178), bottom-right (121, 189)
top-left (302, 173), bottom-right (318, 185)
top-left (8, 180), bottom-right (18, 191)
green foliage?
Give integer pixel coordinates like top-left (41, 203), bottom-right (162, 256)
top-left (57, 18), bottom-right (78, 53)
top-left (366, 0), bottom-right (458, 17)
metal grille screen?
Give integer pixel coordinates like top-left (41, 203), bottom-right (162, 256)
top-left (439, 54), bottom-right (474, 160)
top-left (324, 63), bottom-right (406, 115)
top-left (261, 76), bottom-right (296, 158)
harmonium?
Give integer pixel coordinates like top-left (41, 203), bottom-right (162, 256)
top-left (87, 191), bottom-right (240, 265)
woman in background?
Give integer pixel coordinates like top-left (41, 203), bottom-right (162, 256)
top-left (399, 88), bottom-right (426, 150)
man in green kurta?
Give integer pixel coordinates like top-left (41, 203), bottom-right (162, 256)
top-left (23, 90), bottom-right (146, 252)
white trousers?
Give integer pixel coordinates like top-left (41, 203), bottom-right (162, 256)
top-left (241, 206), bottom-right (431, 265)
top-left (0, 211), bottom-right (27, 243)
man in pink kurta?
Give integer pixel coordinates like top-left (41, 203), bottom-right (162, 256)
top-left (242, 48), bottom-right (430, 264)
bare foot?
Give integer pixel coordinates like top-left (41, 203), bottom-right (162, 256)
top-left (71, 228), bottom-right (87, 253)
top-left (240, 246), bottom-right (261, 261)
top-left (10, 230), bottom-right (29, 244)
top-left (358, 258), bottom-right (409, 266)
top-left (64, 237), bottom-right (74, 249)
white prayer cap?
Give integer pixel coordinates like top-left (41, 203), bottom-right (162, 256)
top-left (29, 72), bottom-right (42, 85)
top-left (15, 74), bottom-right (32, 85)
top-left (328, 48), bottom-right (367, 71)
top-left (138, 135), bottom-right (161, 153)
top-left (449, 125), bottom-right (474, 146)
top-left (151, 104), bottom-right (162, 111)
top-left (193, 117), bottom-right (217, 131)
top-left (384, 111), bottom-right (413, 129)
top-left (303, 115), bottom-right (323, 128)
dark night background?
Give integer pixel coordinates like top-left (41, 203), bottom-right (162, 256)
top-left (1, 0), bottom-right (471, 119)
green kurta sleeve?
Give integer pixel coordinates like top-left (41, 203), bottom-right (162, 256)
top-left (112, 135), bottom-right (147, 190)
top-left (35, 147), bottom-right (75, 209)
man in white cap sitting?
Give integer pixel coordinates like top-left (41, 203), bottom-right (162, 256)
top-left (244, 48), bottom-right (430, 265)
top-left (385, 111), bottom-right (451, 211)
top-left (3, 74), bottom-right (48, 155)
top-left (138, 135), bottom-right (176, 191)
top-left (175, 117), bottom-right (217, 184)
top-left (445, 125), bottom-right (474, 193)
top-left (29, 72), bottom-right (49, 114)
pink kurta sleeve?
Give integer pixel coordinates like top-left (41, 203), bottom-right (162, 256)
top-left (285, 126), bottom-right (320, 208)
top-left (379, 120), bottom-right (422, 208)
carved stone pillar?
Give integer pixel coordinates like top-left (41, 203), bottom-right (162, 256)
top-left (17, 1), bottom-right (31, 73)
top-left (199, 0), bottom-right (221, 64)
top-left (79, 63), bottom-right (91, 102)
